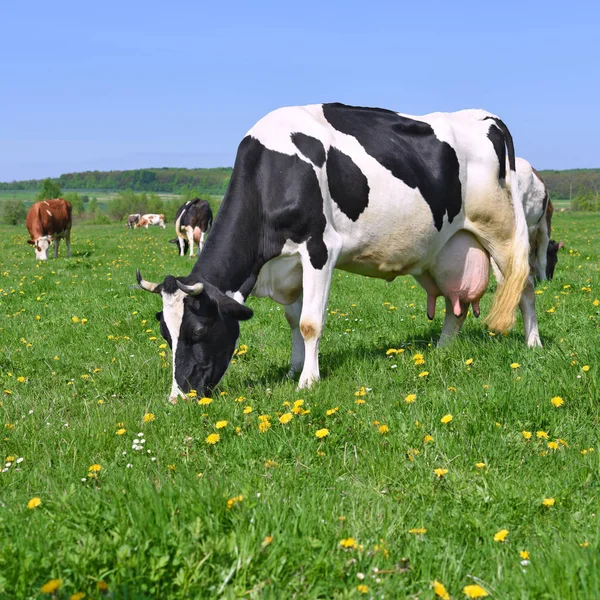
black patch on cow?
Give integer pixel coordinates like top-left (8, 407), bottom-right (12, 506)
top-left (291, 132), bottom-right (326, 168)
top-left (483, 116), bottom-right (516, 172)
top-left (194, 135), bottom-right (329, 292)
top-left (326, 146), bottom-right (370, 221)
top-left (322, 102), bottom-right (462, 231)
top-left (487, 124), bottom-right (506, 181)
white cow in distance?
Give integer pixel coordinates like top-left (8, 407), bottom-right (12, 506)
top-left (136, 214), bottom-right (166, 229)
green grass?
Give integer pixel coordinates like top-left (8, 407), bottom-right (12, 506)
top-left (0, 213), bottom-right (598, 599)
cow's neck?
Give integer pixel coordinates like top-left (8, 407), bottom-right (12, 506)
top-left (189, 184), bottom-right (266, 300)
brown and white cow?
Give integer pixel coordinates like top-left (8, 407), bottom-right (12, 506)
top-left (127, 214), bottom-right (141, 229)
top-left (26, 199), bottom-right (72, 260)
top-left (136, 214), bottom-right (166, 229)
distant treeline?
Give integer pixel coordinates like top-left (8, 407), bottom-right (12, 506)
top-left (0, 167), bottom-right (233, 195)
top-left (538, 168), bottom-right (600, 200)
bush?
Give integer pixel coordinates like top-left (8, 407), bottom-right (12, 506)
top-left (572, 191), bottom-right (600, 211)
top-left (1, 199), bottom-right (28, 225)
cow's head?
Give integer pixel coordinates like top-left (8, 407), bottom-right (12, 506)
top-left (27, 235), bottom-right (53, 260)
top-left (546, 240), bottom-right (564, 280)
top-left (136, 270), bottom-right (253, 401)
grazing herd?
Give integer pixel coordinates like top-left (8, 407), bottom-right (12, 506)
top-left (23, 101), bottom-right (565, 402)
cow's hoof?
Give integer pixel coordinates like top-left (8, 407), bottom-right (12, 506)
top-left (168, 396), bottom-right (178, 405)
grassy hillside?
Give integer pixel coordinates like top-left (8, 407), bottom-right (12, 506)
top-left (0, 212), bottom-right (598, 598)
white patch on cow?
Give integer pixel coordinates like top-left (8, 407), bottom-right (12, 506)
top-left (46, 210), bottom-right (52, 216)
top-left (161, 289), bottom-right (187, 403)
top-left (224, 290), bottom-right (245, 305)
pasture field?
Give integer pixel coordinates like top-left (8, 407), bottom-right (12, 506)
top-left (0, 212), bottom-right (598, 599)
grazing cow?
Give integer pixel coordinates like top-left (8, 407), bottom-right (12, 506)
top-left (127, 214), bottom-right (141, 229)
top-left (418, 157), bottom-right (555, 347)
top-left (136, 103), bottom-right (531, 402)
top-left (26, 199), bottom-right (72, 260)
top-left (136, 214), bottom-right (166, 229)
top-left (169, 199), bottom-right (213, 257)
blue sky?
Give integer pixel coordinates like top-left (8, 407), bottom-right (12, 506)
top-left (1, 0), bottom-right (598, 181)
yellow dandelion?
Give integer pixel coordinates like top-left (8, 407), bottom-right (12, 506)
top-left (339, 537), bottom-right (359, 549)
top-left (198, 397), bottom-right (212, 405)
top-left (40, 579), bottom-right (62, 594)
top-left (405, 393), bottom-right (417, 403)
top-left (409, 527), bottom-right (427, 534)
top-left (510, 362), bottom-right (520, 369)
top-left (88, 464), bottom-right (101, 473)
top-left (463, 584), bottom-right (489, 598)
top-left (520, 550), bottom-right (530, 560)
top-left (326, 407), bottom-right (339, 416)
top-left (522, 430), bottom-right (532, 440)
top-left (243, 406), bottom-right (252, 414)
top-left (414, 357), bottom-right (425, 365)
top-left (261, 535), bottom-right (273, 548)
top-left (378, 424), bottom-right (389, 434)
top-left (186, 389), bottom-right (197, 398)
top-left (215, 420), bottom-right (228, 429)
top-left (475, 462), bottom-right (486, 469)
top-left (582, 365), bottom-right (590, 372)
top-left (116, 428), bottom-right (126, 435)
top-left (433, 468), bottom-right (448, 478)
top-left (27, 497), bottom-right (42, 509)
top-left (542, 498), bottom-right (555, 507)
top-left (315, 428), bottom-right (329, 438)
top-left (551, 396), bottom-right (564, 407)
top-left (494, 529), bottom-right (509, 542)
top-left (465, 358), bottom-right (473, 365)
top-left (258, 421), bottom-right (271, 433)
top-left (279, 412), bottom-right (293, 424)
top-left (16, 376), bottom-right (26, 383)
top-left (418, 371), bottom-right (429, 377)
top-left (70, 593), bottom-right (86, 600)
top-left (536, 431), bottom-right (549, 439)
top-left (205, 433), bottom-right (220, 444)
top-left (424, 434), bottom-right (434, 443)
top-left (547, 441), bottom-right (559, 450)
top-left (357, 584), bottom-right (369, 594)
top-left (226, 494), bottom-right (244, 509)
top-left (432, 580), bottom-right (450, 600)
top-left (355, 399), bottom-right (366, 405)
top-left (386, 348), bottom-right (397, 355)
top-left (72, 316), bottom-right (79, 323)
top-left (143, 413), bottom-right (155, 423)
top-left (441, 414), bottom-right (453, 424)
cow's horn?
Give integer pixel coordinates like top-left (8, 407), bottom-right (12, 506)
top-left (176, 281), bottom-right (204, 296)
top-left (136, 269), bottom-right (159, 293)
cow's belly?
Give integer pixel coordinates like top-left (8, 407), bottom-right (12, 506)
top-left (253, 254), bottom-right (303, 305)
top-left (333, 206), bottom-right (465, 280)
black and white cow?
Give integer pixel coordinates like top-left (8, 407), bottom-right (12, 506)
top-left (136, 103), bottom-right (531, 402)
top-left (169, 198), bottom-right (213, 257)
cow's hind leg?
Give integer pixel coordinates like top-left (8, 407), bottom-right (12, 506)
top-left (186, 228), bottom-right (195, 258)
top-left (297, 235), bottom-right (342, 389)
top-left (284, 295), bottom-right (304, 378)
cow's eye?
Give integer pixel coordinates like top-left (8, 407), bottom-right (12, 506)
top-left (192, 324), bottom-right (206, 339)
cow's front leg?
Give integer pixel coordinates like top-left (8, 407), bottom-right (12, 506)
top-left (438, 297), bottom-right (468, 347)
top-left (53, 238), bottom-right (60, 259)
top-left (520, 275), bottom-right (542, 348)
top-left (284, 295), bottom-right (304, 378)
top-left (297, 235), bottom-right (341, 389)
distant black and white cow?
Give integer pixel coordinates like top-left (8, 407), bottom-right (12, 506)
top-left (127, 214), bottom-right (141, 229)
top-left (136, 103), bottom-right (532, 402)
top-left (169, 199), bottom-right (213, 257)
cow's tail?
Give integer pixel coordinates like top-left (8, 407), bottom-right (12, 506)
top-left (485, 117), bottom-right (530, 332)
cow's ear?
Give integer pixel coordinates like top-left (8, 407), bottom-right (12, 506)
top-left (27, 240), bottom-right (35, 245)
top-left (217, 296), bottom-right (254, 321)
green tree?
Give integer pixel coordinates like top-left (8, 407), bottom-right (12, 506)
top-left (64, 191), bottom-right (84, 216)
top-left (1, 199), bottom-right (28, 225)
top-left (87, 197), bottom-right (99, 216)
top-left (35, 178), bottom-right (62, 200)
